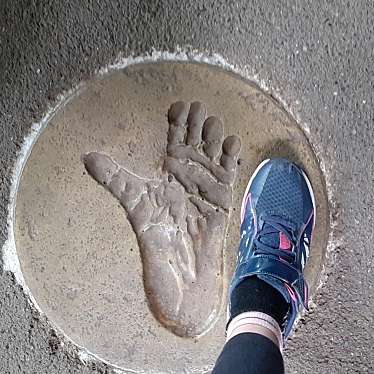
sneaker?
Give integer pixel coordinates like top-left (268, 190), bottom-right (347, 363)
top-left (229, 158), bottom-right (316, 338)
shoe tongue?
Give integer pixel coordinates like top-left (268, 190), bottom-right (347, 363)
top-left (260, 223), bottom-right (292, 251)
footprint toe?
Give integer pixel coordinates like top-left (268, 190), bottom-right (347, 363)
top-left (202, 116), bottom-right (224, 159)
top-left (220, 135), bottom-right (241, 177)
top-left (186, 101), bottom-right (206, 146)
top-left (167, 102), bottom-right (190, 145)
top-left (83, 152), bottom-right (118, 186)
top-left (222, 135), bottom-right (241, 156)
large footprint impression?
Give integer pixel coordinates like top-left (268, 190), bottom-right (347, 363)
top-left (83, 101), bottom-right (241, 337)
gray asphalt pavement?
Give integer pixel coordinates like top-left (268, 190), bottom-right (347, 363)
top-left (1, 1), bottom-right (373, 373)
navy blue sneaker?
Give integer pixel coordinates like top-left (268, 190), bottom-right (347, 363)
top-left (229, 158), bottom-right (316, 338)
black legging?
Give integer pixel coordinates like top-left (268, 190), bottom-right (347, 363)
top-left (212, 333), bottom-right (284, 374)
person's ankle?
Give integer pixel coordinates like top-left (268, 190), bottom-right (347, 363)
top-left (229, 276), bottom-right (289, 329)
top-left (226, 311), bottom-right (283, 350)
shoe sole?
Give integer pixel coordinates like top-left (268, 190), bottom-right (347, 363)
top-left (240, 159), bottom-right (316, 229)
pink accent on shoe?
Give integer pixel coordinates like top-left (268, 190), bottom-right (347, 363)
top-left (241, 192), bottom-right (251, 223)
top-left (285, 283), bottom-right (297, 303)
top-left (250, 194), bottom-right (257, 232)
top-left (279, 232), bottom-right (291, 250)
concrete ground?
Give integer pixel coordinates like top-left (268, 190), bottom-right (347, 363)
top-left (0, 1), bottom-right (373, 373)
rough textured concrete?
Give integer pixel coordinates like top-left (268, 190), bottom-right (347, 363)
top-left (0, 1), bottom-right (373, 373)
top-left (14, 63), bottom-right (328, 372)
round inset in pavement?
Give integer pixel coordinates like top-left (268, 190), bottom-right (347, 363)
top-left (15, 62), bottom-right (329, 372)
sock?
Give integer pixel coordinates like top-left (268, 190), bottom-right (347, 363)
top-left (229, 276), bottom-right (289, 329)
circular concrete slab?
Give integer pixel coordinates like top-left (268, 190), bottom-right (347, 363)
top-left (15, 62), bottom-right (329, 372)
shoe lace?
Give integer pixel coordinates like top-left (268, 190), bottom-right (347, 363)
top-left (254, 214), bottom-right (297, 263)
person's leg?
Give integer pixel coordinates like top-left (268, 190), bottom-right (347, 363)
top-left (213, 277), bottom-right (287, 374)
top-left (213, 333), bottom-right (284, 374)
top-left (213, 158), bottom-right (315, 373)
